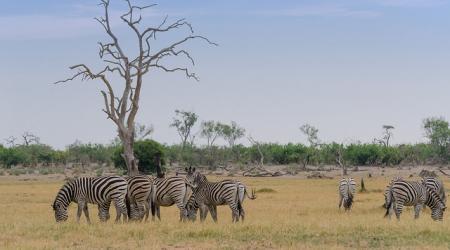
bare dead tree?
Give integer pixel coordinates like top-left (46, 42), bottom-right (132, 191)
top-left (4, 136), bottom-right (17, 147)
top-left (55, 0), bottom-right (216, 176)
top-left (336, 147), bottom-right (347, 176)
top-left (21, 132), bottom-right (40, 146)
top-left (248, 136), bottom-right (264, 167)
top-left (134, 123), bottom-right (153, 140)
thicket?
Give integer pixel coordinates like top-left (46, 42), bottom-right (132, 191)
top-left (0, 141), bottom-right (448, 171)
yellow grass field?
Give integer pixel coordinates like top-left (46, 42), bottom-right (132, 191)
top-left (1, 176), bottom-right (450, 249)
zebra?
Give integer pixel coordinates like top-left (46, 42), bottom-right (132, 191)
top-left (125, 175), bottom-right (153, 222)
top-left (422, 177), bottom-right (446, 205)
top-left (52, 176), bottom-right (128, 223)
top-left (384, 180), bottom-right (446, 221)
top-left (338, 178), bottom-right (356, 211)
top-left (185, 169), bottom-right (256, 223)
top-left (149, 175), bottom-right (195, 221)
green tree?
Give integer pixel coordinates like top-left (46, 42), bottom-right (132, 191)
top-left (423, 117), bottom-right (450, 162)
top-left (113, 140), bottom-right (165, 174)
top-left (170, 110), bottom-right (199, 148)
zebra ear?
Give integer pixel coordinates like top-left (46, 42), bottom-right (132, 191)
top-left (185, 167), bottom-right (188, 172)
top-left (193, 167), bottom-right (196, 172)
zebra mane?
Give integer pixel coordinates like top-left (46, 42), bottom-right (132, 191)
top-left (53, 180), bottom-right (75, 209)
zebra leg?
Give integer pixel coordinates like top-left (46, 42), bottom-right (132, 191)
top-left (199, 205), bottom-right (208, 222)
top-left (83, 204), bottom-right (91, 224)
top-left (77, 201), bottom-right (85, 223)
top-left (240, 206), bottom-right (245, 222)
top-left (209, 205), bottom-right (218, 223)
top-left (394, 202), bottom-right (402, 221)
top-left (144, 204), bottom-right (150, 222)
top-left (339, 197), bottom-right (343, 210)
top-left (414, 204), bottom-right (422, 219)
top-left (114, 198), bottom-right (128, 223)
top-left (156, 206), bottom-right (161, 221)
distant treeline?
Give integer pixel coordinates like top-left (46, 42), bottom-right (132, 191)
top-left (1, 116), bottom-right (449, 172)
top-left (0, 140), bottom-right (448, 172)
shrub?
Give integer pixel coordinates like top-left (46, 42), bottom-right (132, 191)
top-left (113, 139), bottom-right (165, 174)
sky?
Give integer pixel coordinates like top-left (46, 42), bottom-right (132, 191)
top-left (1, 0), bottom-right (450, 149)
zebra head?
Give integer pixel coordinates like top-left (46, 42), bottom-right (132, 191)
top-left (98, 204), bottom-right (111, 222)
top-left (185, 166), bottom-right (196, 185)
top-left (426, 186), bottom-right (446, 221)
top-left (52, 182), bottom-right (74, 222)
top-left (185, 197), bottom-right (198, 222)
top-left (127, 203), bottom-right (141, 222)
top-left (52, 200), bottom-right (68, 222)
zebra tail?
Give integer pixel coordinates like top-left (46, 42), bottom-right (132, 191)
top-left (150, 184), bottom-right (156, 218)
top-left (125, 195), bottom-right (131, 219)
top-left (384, 188), bottom-right (393, 218)
top-left (236, 184), bottom-right (243, 216)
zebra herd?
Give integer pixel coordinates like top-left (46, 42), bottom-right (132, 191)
top-left (338, 176), bottom-right (447, 221)
top-left (52, 167), bottom-right (256, 223)
top-left (52, 170), bottom-right (447, 224)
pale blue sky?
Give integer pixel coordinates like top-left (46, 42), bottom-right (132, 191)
top-left (1, 0), bottom-right (450, 149)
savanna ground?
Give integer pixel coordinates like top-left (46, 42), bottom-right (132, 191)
top-left (1, 166), bottom-right (450, 249)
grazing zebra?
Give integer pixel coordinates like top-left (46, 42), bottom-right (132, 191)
top-left (126, 175), bottom-right (153, 222)
top-left (149, 176), bottom-right (195, 221)
top-left (422, 177), bottom-right (446, 204)
top-left (52, 176), bottom-right (128, 223)
top-left (384, 180), bottom-right (446, 221)
top-left (185, 169), bottom-right (256, 223)
top-left (338, 178), bottom-right (356, 211)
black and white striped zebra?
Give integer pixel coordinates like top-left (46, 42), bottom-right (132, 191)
top-left (52, 176), bottom-right (128, 223)
top-left (422, 177), bottom-right (446, 205)
top-left (126, 175), bottom-right (153, 222)
top-left (185, 169), bottom-right (256, 223)
top-left (149, 176), bottom-right (195, 221)
top-left (338, 178), bottom-right (356, 211)
top-left (384, 180), bottom-right (446, 221)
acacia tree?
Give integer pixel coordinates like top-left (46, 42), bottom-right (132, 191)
top-left (222, 121), bottom-right (245, 148)
top-left (56, 0), bottom-right (215, 176)
top-left (300, 123), bottom-right (320, 147)
top-left (374, 125), bottom-right (394, 147)
top-left (200, 121), bottom-right (223, 148)
top-left (200, 121), bottom-right (225, 167)
top-left (170, 110), bottom-right (199, 148)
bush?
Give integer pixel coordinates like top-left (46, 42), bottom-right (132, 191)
top-left (113, 139), bottom-right (165, 174)
top-left (0, 147), bottom-right (28, 168)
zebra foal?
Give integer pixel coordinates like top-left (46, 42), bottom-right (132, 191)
top-left (52, 176), bottom-right (128, 223)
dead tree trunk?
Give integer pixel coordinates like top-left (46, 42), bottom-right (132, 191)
top-left (55, 0), bottom-right (215, 176)
top-left (119, 129), bottom-right (138, 176)
top-left (336, 147), bottom-right (347, 176)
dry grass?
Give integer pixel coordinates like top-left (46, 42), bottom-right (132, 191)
top-left (1, 176), bottom-right (450, 249)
